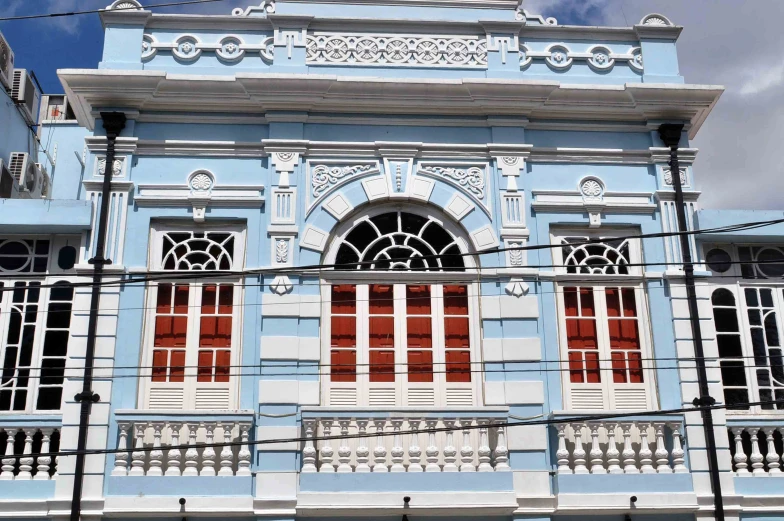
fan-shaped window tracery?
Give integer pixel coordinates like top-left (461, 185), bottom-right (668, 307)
top-left (334, 211), bottom-right (465, 271)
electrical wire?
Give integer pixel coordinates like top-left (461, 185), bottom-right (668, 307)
top-left (0, 0), bottom-right (228, 22)
top-left (19, 398), bottom-right (784, 460)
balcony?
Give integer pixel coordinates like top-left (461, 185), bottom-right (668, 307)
top-left (727, 419), bottom-right (784, 498)
top-left (0, 425), bottom-right (60, 481)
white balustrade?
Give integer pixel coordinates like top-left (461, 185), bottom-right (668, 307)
top-left (729, 426), bottom-right (784, 476)
top-left (112, 419), bottom-right (252, 477)
top-left (0, 427), bottom-right (59, 480)
top-left (301, 415), bottom-right (509, 472)
top-left (555, 420), bottom-right (687, 475)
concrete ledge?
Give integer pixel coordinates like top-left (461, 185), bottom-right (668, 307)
top-left (0, 199), bottom-right (93, 232)
top-left (106, 476), bottom-right (253, 497)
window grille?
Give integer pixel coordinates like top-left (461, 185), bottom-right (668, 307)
top-left (0, 239), bottom-right (49, 274)
top-left (560, 236), bottom-right (633, 275)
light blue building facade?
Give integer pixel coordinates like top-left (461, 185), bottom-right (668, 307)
top-left (4, 2), bottom-right (780, 521)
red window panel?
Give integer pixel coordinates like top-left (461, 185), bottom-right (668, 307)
top-left (370, 284), bottom-right (394, 314)
top-left (369, 285), bottom-right (395, 383)
top-left (406, 285), bottom-right (431, 315)
top-left (564, 287), bottom-right (600, 383)
top-left (370, 350), bottom-right (395, 382)
top-left (331, 285), bottom-right (357, 382)
top-left (408, 349), bottom-right (434, 382)
top-left (406, 285), bottom-right (434, 382)
top-left (197, 284), bottom-right (234, 382)
top-left (152, 284), bottom-right (189, 382)
top-left (444, 285), bottom-right (471, 382)
top-left (605, 288), bottom-right (644, 384)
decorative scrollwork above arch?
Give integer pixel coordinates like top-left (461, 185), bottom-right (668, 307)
top-left (560, 236), bottom-right (633, 275)
top-left (160, 231), bottom-right (236, 271)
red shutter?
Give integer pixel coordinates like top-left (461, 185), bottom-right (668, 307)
top-left (330, 285), bottom-right (357, 382)
top-left (443, 285), bottom-right (470, 383)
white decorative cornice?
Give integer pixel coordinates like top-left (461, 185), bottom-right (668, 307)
top-left (84, 136), bottom-right (138, 154)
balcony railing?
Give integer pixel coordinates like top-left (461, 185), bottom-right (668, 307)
top-left (729, 424), bottom-right (784, 475)
top-left (552, 414), bottom-right (687, 474)
top-left (300, 407), bottom-right (510, 473)
top-left (111, 411), bottom-right (254, 477)
top-left (0, 427), bottom-right (59, 480)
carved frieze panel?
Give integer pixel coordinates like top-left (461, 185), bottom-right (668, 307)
top-left (306, 160), bottom-right (381, 213)
top-left (415, 161), bottom-right (491, 216)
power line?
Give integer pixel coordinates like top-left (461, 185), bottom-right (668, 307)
top-left (23, 398), bottom-right (784, 460)
top-left (0, 0), bottom-right (227, 22)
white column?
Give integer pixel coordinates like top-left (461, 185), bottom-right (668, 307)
top-left (670, 422), bottom-right (688, 474)
top-left (621, 422), bottom-right (638, 474)
top-left (112, 423), bottom-right (130, 476)
top-left (493, 421), bottom-right (510, 472)
top-left (301, 419), bottom-right (318, 473)
top-left (605, 423), bottom-right (622, 474)
top-left (459, 419), bottom-right (475, 472)
top-left (408, 419), bottom-right (423, 472)
top-left (355, 420), bottom-right (371, 473)
top-left (372, 419), bottom-right (388, 472)
top-left (763, 427), bottom-right (781, 474)
top-left (200, 422), bottom-right (217, 477)
top-left (337, 420), bottom-right (353, 473)
top-left (183, 423), bottom-right (200, 476)
top-left (218, 423), bottom-right (235, 476)
top-left (129, 423), bottom-right (147, 477)
top-left (166, 423), bottom-right (183, 476)
top-left (0, 429), bottom-right (16, 480)
top-left (555, 424), bottom-right (571, 474)
top-left (588, 422), bottom-right (606, 474)
top-left (571, 423), bottom-right (588, 474)
top-left (319, 420), bottom-right (335, 473)
top-left (390, 419), bottom-right (406, 472)
top-left (35, 429), bottom-right (53, 480)
top-left (237, 423), bottom-right (252, 476)
top-left (749, 427), bottom-right (765, 475)
top-left (16, 429), bottom-right (35, 480)
top-left (477, 419), bottom-right (492, 472)
top-left (653, 422), bottom-right (672, 473)
top-left (147, 422), bottom-right (165, 476)
top-left (425, 419), bottom-right (440, 472)
top-left (638, 423), bottom-right (655, 474)
top-left (443, 419), bottom-right (458, 472)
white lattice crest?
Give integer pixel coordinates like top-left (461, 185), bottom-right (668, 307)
top-left (558, 235), bottom-right (636, 275)
top-left (158, 231), bottom-right (237, 271)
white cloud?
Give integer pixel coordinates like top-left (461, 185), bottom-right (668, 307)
top-left (738, 60), bottom-right (784, 96)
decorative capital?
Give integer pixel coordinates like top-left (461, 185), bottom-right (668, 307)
top-left (270, 274), bottom-right (293, 295)
top-left (270, 151), bottom-right (300, 187)
top-left (100, 112), bottom-right (127, 138)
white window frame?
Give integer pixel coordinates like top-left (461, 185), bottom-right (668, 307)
top-left (138, 224), bottom-right (246, 410)
top-left (320, 279), bottom-right (483, 408)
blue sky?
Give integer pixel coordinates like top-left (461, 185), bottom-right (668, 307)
top-left (1, 0), bottom-right (783, 209)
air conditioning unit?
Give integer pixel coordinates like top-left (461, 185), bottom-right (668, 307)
top-left (8, 152), bottom-right (47, 199)
top-left (0, 31), bottom-right (13, 91)
top-left (11, 69), bottom-right (40, 125)
top-left (36, 163), bottom-right (51, 198)
top-left (0, 159), bottom-right (19, 199)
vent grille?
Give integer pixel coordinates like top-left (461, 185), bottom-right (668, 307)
top-left (8, 153), bottom-right (26, 184)
top-left (406, 388), bottom-right (435, 406)
top-left (11, 69), bottom-right (22, 101)
top-left (613, 388), bottom-right (648, 410)
top-left (148, 388), bottom-right (184, 410)
top-left (445, 388), bottom-right (473, 407)
top-left (329, 388), bottom-right (357, 406)
top-left (369, 388), bottom-right (396, 407)
top-left (570, 388), bottom-right (605, 410)
top-left (0, 36), bottom-right (10, 75)
top-left (195, 388), bottom-right (230, 410)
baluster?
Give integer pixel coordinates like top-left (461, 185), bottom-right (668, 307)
top-left (669, 423), bottom-right (688, 474)
top-left (53, 454), bottom-right (59, 477)
top-left (763, 427), bottom-right (781, 474)
top-left (555, 424), bottom-right (571, 474)
top-left (129, 423), bottom-right (147, 476)
top-left (620, 422), bottom-right (638, 474)
top-left (372, 419), bottom-right (388, 472)
top-left (35, 429), bottom-right (53, 480)
top-left (425, 419), bottom-right (440, 472)
top-left (390, 420), bottom-right (405, 472)
top-left (319, 420), bottom-right (335, 473)
top-left (16, 429), bottom-right (35, 480)
top-left (459, 419), bottom-right (475, 472)
top-left (218, 423), bottom-right (235, 476)
top-left (587, 422), bottom-right (606, 474)
top-left (493, 421), bottom-right (510, 472)
top-left (638, 423), bottom-right (655, 474)
top-left (183, 423), bottom-right (200, 476)
top-left (0, 429), bottom-right (16, 480)
top-left (112, 423), bottom-right (130, 476)
top-left (237, 423), bottom-right (252, 476)
top-left (165, 423), bottom-right (182, 476)
top-left (337, 420), bottom-right (353, 473)
top-left (477, 419), bottom-right (492, 472)
top-left (200, 422), bottom-right (217, 476)
top-left (355, 420), bottom-right (371, 473)
top-left (571, 424), bottom-right (588, 474)
top-left (731, 427), bottom-right (748, 474)
top-left (408, 419), bottom-right (423, 472)
top-left (147, 422), bottom-right (165, 476)
top-left (605, 423), bottom-right (622, 474)
top-left (653, 422), bottom-right (672, 473)
top-left (443, 419), bottom-right (458, 472)
top-left (302, 419), bottom-right (318, 473)
top-left (749, 428), bottom-right (765, 475)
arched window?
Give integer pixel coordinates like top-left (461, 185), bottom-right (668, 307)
top-left (711, 288), bottom-right (749, 409)
top-left (323, 207), bottom-right (478, 407)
